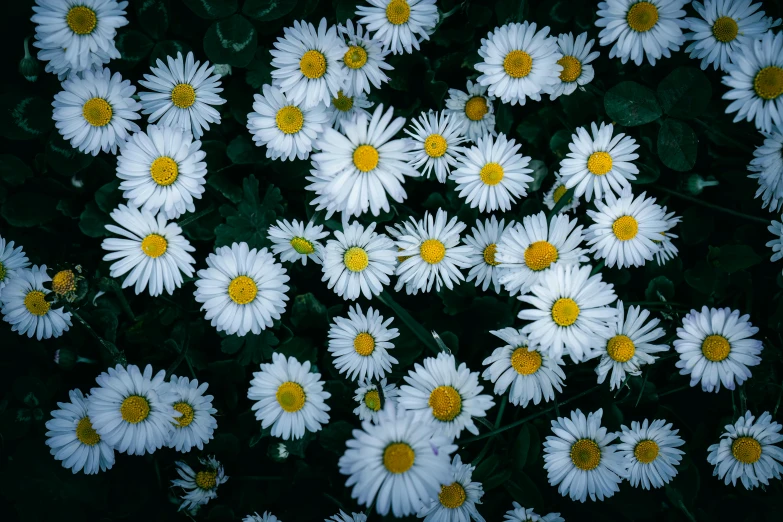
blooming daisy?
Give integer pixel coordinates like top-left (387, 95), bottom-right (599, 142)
top-left (475, 22), bottom-right (561, 106)
top-left (543, 408), bottom-right (627, 502)
top-left (463, 216), bottom-right (512, 293)
top-left (45, 389), bottom-right (115, 474)
top-left (652, 206), bottom-right (682, 265)
top-left (327, 511), bottom-right (367, 522)
top-left (138, 52), bottom-right (226, 139)
top-left (542, 172), bottom-right (580, 214)
top-left (398, 352), bottom-right (495, 439)
top-left (768, 219), bottom-right (783, 271)
top-left (748, 127), bottom-right (783, 212)
top-left (270, 18), bottom-right (346, 109)
top-left (338, 402), bottom-right (456, 517)
top-left (338, 19), bottom-right (393, 95)
top-left (247, 84), bottom-right (329, 162)
top-left (171, 456), bottom-right (228, 512)
top-left (559, 121), bottom-right (639, 201)
top-left (518, 264), bottom-right (618, 363)
top-left (166, 375), bottom-right (217, 453)
top-left (481, 328), bottom-right (566, 408)
top-left (52, 67), bottom-right (141, 156)
top-left (247, 353), bottom-right (331, 440)
top-left (356, 0), bottom-right (439, 56)
top-left (326, 90), bottom-right (373, 132)
top-left (503, 504), bottom-right (564, 522)
top-left (596, 0), bottom-right (689, 67)
top-left (34, 35), bottom-right (115, 80)
top-left (444, 80), bottom-right (496, 143)
top-left (353, 378), bottom-right (399, 422)
top-left (0, 235), bottom-right (30, 299)
top-left (267, 218), bottom-right (329, 266)
top-left (496, 211), bottom-right (587, 297)
top-left (617, 419), bottom-right (685, 489)
top-left (101, 204), bottom-right (195, 297)
top-left (418, 454), bottom-right (485, 522)
top-left (674, 306), bottom-right (763, 393)
top-left (87, 364), bottom-right (178, 455)
top-left (547, 32), bottom-right (600, 100)
top-left (405, 111), bottom-right (466, 183)
top-left (1, 265), bottom-right (72, 340)
top-left (707, 411), bottom-right (783, 490)
top-left (328, 304), bottom-right (399, 381)
top-left (244, 513), bottom-right (281, 522)
top-left (194, 242), bottom-right (290, 337)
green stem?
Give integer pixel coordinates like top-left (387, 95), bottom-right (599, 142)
top-left (494, 396), bottom-right (508, 429)
top-left (694, 118), bottom-right (753, 153)
top-left (649, 186), bottom-right (768, 225)
top-left (590, 261), bottom-right (605, 275)
top-left (68, 308), bottom-right (123, 361)
top-left (377, 291), bottom-right (439, 354)
top-left (178, 204), bottom-right (216, 227)
top-left (659, 384), bottom-right (690, 398)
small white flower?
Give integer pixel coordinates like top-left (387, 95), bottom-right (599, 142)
top-left (463, 216), bottom-right (513, 293)
top-left (617, 419), bottom-right (685, 489)
top-left (652, 205), bottom-right (681, 265)
top-left (171, 456), bottom-right (228, 512)
top-left (34, 34), bottom-right (115, 80)
top-left (503, 504), bottom-right (563, 522)
top-left (356, 0), bottom-right (439, 55)
top-left (547, 32), bottom-right (600, 100)
top-left (406, 111), bottom-right (467, 183)
top-left (418, 454), bottom-right (486, 522)
top-left (768, 219), bottom-right (783, 272)
top-left (267, 219), bottom-right (329, 266)
top-left (1, 265), bottom-right (72, 340)
top-left (327, 511), bottom-right (367, 522)
top-left (353, 378), bottom-right (399, 422)
top-left (338, 19), bottom-right (394, 95)
top-left (0, 235), bottom-right (30, 299)
top-left (444, 80), bottom-right (496, 143)
top-left (542, 172), bottom-right (580, 214)
top-left (328, 304), bottom-right (399, 382)
top-left (748, 128), bottom-right (783, 212)
top-left (326, 90), bottom-right (373, 132)
top-left (166, 375), bottom-right (218, 453)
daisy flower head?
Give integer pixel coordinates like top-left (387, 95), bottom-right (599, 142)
top-left (674, 306), bottom-right (763, 393)
top-left (418, 454), bottom-right (485, 522)
top-left (87, 364), bottom-right (178, 455)
top-left (328, 304), bottom-right (399, 381)
top-left (617, 419), bottom-right (685, 489)
top-left (52, 67), bottom-right (141, 156)
top-left (327, 90), bottom-right (373, 132)
top-left (244, 513), bottom-right (280, 522)
top-left (101, 204), bottom-right (195, 297)
top-left (496, 211), bottom-right (587, 297)
top-left (34, 33), bottom-right (115, 80)
top-left (406, 111), bottom-right (467, 183)
top-left (45, 389), bottom-right (115, 474)
top-left (327, 511), bottom-right (367, 522)
top-left (1, 265), bottom-right (72, 340)
top-left (321, 221), bottom-right (397, 300)
top-left (165, 375), bottom-right (217, 453)
top-left (356, 0), bottom-right (439, 56)
top-left (518, 264), bottom-right (618, 363)
top-left (707, 411), bottom-right (783, 489)
top-left (748, 127), bottom-right (783, 212)
top-left (444, 80), bottom-right (496, 143)
top-left (559, 121), bottom-right (639, 201)
top-left (171, 456), bottom-right (228, 512)
top-left (463, 216), bottom-right (513, 293)
top-left (247, 353), bottom-right (331, 440)
top-left (543, 408), bottom-right (628, 502)
top-left (547, 32), bottom-right (600, 101)
top-left (0, 235), bottom-right (30, 299)
top-left (338, 402), bottom-right (457, 517)
top-left (596, 0), bottom-right (689, 67)
top-left (247, 84), bottom-right (329, 162)
top-left (138, 52), bottom-right (226, 139)
top-left (267, 218), bottom-right (329, 266)
top-left (503, 504), bottom-right (564, 522)
top-left (194, 242), bottom-right (290, 337)
top-left (652, 205), bottom-right (681, 265)
top-left (270, 18), bottom-right (347, 109)
top-left (768, 219), bottom-right (783, 269)
top-left (354, 377), bottom-right (399, 422)
top-left (338, 19), bottom-right (394, 95)
top-left (543, 172), bottom-right (580, 214)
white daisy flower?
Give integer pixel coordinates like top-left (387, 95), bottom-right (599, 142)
top-left (328, 304), bottom-right (399, 382)
top-left (244, 513), bottom-right (280, 522)
top-left (496, 211), bottom-right (587, 297)
top-left (271, 18), bottom-right (347, 109)
top-left (34, 35), bottom-right (115, 80)
top-left (0, 235), bottom-right (30, 299)
top-left (475, 22), bottom-right (561, 106)
top-left (247, 353), bottom-right (331, 440)
top-left (707, 411), bottom-right (783, 490)
top-left (596, 0), bottom-right (688, 67)
top-left (194, 242), bottom-right (290, 337)
top-left (353, 378), bottom-right (399, 422)
top-left (768, 219), bottom-right (783, 271)
top-left (547, 32), bottom-right (600, 100)
top-left (87, 364), bottom-right (178, 456)
top-left (101, 204), bottom-right (195, 297)
top-left (542, 172), bottom-right (580, 214)
top-left (674, 306), bottom-right (763, 393)
top-left (326, 90), bottom-right (373, 132)
top-left (356, 0), bottom-right (438, 56)
top-left (1, 265), bottom-right (72, 340)
top-left (338, 402), bottom-right (457, 517)
top-left (398, 352), bottom-right (495, 439)
top-left (463, 216), bottom-right (512, 293)
top-left (338, 19), bottom-right (394, 96)
top-left (166, 375), bottom-right (217, 453)
top-left (405, 111), bottom-right (466, 183)
top-left (418, 454), bottom-right (485, 522)
top-left (559, 121), bottom-right (639, 202)
top-left (45, 389), bottom-right (114, 474)
top-left (543, 408), bottom-right (628, 502)
top-left (518, 264), bottom-right (618, 363)
top-left (138, 52), bottom-right (226, 139)
top-left (327, 511), bottom-right (367, 522)
top-left (247, 84), bottom-right (329, 162)
top-left (722, 31), bottom-right (783, 133)
top-left (52, 67), bottom-right (141, 156)
top-left (503, 504), bottom-right (564, 522)
top-left (652, 206), bottom-right (681, 265)
top-left (268, 218), bottom-right (329, 266)
top-left (748, 127), bottom-right (783, 212)
top-left (171, 456), bottom-right (228, 512)
top-left (617, 419), bottom-right (685, 489)
top-left (444, 80), bottom-right (496, 143)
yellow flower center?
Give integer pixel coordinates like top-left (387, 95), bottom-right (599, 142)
top-left (52, 270), bottom-right (76, 296)
top-left (141, 234), bottom-right (168, 258)
top-left (424, 134), bottom-right (448, 158)
top-left (438, 482), bottom-right (467, 509)
top-left (553, 184), bottom-right (569, 203)
top-left (383, 442), bottom-right (415, 473)
top-left (228, 275), bottom-right (258, 305)
top-left (354, 332), bottom-right (376, 356)
top-left (479, 162), bottom-right (504, 185)
top-left (732, 436), bottom-right (762, 464)
top-left (511, 347), bottom-right (542, 375)
top-left (364, 390), bottom-right (381, 411)
top-left (150, 156), bottom-right (179, 186)
top-left (275, 105), bottom-right (304, 135)
top-left (420, 239), bottom-right (446, 264)
top-left (552, 297), bottom-right (579, 327)
top-left (712, 16), bottom-right (739, 43)
top-left (428, 385), bottom-right (462, 422)
top-left (82, 97), bottom-right (113, 127)
top-left (633, 439), bottom-right (660, 464)
top-left (332, 90), bottom-right (354, 112)
top-left (171, 83), bottom-right (196, 109)
top-left (587, 151), bottom-right (613, 175)
top-left (503, 50), bottom-right (533, 78)
top-left (343, 45), bottom-right (368, 69)
top-left (606, 334), bottom-right (636, 362)
top-left (24, 290), bottom-right (50, 316)
top-left (612, 216), bottom-right (639, 241)
top-left (571, 438), bottom-right (601, 470)
top-left (276, 381), bottom-right (306, 413)
top-left (627, 1), bottom-right (659, 32)
top-left (385, 0), bottom-right (411, 25)
top-left (701, 334), bottom-right (731, 362)
top-left (754, 66), bottom-right (783, 101)
top-left (66, 6), bottom-right (97, 35)
top-left (343, 246), bottom-right (369, 272)
top-left (558, 55), bottom-right (582, 82)
top-left (290, 236), bottom-right (315, 255)
top-left (300, 49), bottom-right (327, 79)
top-left (195, 470), bottom-right (218, 490)
top-left (483, 243), bottom-right (499, 266)
top-left (120, 395), bottom-right (150, 424)
top-left (173, 402), bottom-right (195, 428)
top-left (353, 144), bottom-right (380, 172)
top-left (465, 96), bottom-right (489, 121)
top-left (524, 241), bottom-right (559, 271)
top-left (76, 416), bottom-right (100, 446)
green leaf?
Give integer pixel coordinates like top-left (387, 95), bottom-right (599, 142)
top-left (207, 173), bottom-right (243, 204)
top-left (290, 293), bottom-right (328, 330)
top-left (245, 50), bottom-right (273, 89)
top-left (0, 94), bottom-right (53, 140)
top-left (512, 423), bottom-right (531, 470)
top-left (243, 0), bottom-right (298, 21)
top-left (183, 0), bottom-right (237, 19)
top-left (149, 40), bottom-right (193, 66)
top-left (377, 291), bottom-right (440, 355)
top-left (684, 260), bottom-right (716, 295)
top-left (220, 330), bottom-right (279, 366)
top-left (227, 135), bottom-right (268, 164)
top-left (495, 103), bottom-right (514, 135)
top-left (79, 202), bottom-right (110, 238)
top-left (0, 154), bottom-right (32, 186)
top-left (505, 475), bottom-right (543, 510)
top-left (634, 162), bottom-right (660, 184)
top-left (496, 0), bottom-right (526, 23)
top-left (204, 15), bottom-right (258, 68)
top-left (707, 244), bottom-right (762, 273)
top-left (214, 176), bottom-right (283, 249)
top-left (1, 192), bottom-right (57, 227)
top-left (549, 128), bottom-right (571, 160)
top-left (318, 420), bottom-right (353, 454)
top-left (645, 276), bottom-right (675, 301)
top-left (333, 0), bottom-right (360, 22)
top-left (473, 454), bottom-right (500, 482)
top-left (657, 119), bottom-right (698, 172)
top-left (46, 132), bottom-right (94, 176)
top-left (657, 67), bottom-right (712, 119)
top-left (135, 0), bottom-right (169, 39)
top-left (115, 29), bottom-right (154, 66)
top-left (604, 81), bottom-right (662, 126)
top-left (95, 180), bottom-right (122, 214)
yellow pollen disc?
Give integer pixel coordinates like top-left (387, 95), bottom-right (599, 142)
top-left (343, 246), bottom-right (369, 272)
top-left (275, 105), bottom-right (304, 135)
top-left (424, 134), bottom-right (448, 158)
top-left (195, 470), bottom-right (218, 490)
top-left (627, 1), bottom-right (659, 32)
top-left (587, 151), bottom-right (613, 175)
top-left (438, 482), bottom-right (467, 509)
top-left (353, 332), bottom-right (376, 356)
top-left (712, 16), bottom-right (739, 43)
top-left (383, 442), bottom-right (415, 473)
top-left (524, 241), bottom-right (559, 271)
top-left (120, 395), bottom-right (150, 424)
top-left (465, 96), bottom-right (489, 121)
top-left (141, 234), bottom-right (168, 258)
top-left (52, 270), bottom-right (76, 296)
top-left (353, 144), bottom-right (379, 172)
top-left (66, 6), bottom-right (97, 35)
top-left (0, 261), bottom-right (6, 282)
top-left (732, 436), bottom-right (762, 464)
top-left (634, 439), bottom-right (660, 464)
top-left (386, 0), bottom-right (411, 25)
top-left (571, 438), bottom-right (601, 470)
top-left (343, 45), bottom-right (368, 69)
top-left (364, 390), bottom-right (381, 411)
top-left (228, 275), bottom-right (258, 305)
top-left (276, 381), bottom-right (306, 413)
top-left (76, 416), bottom-right (100, 446)
top-left (483, 243), bottom-right (499, 266)
top-left (82, 97), bottom-right (113, 127)
top-left (701, 334), bottom-right (731, 362)
top-left (558, 55), bottom-right (582, 82)
top-left (420, 239), bottom-right (446, 264)
top-left (612, 215), bottom-right (639, 241)
top-left (511, 347), bottom-right (542, 375)
top-left (290, 236), bottom-right (315, 255)
top-left (150, 156), bottom-right (179, 186)
top-left (428, 385), bottom-right (462, 422)
top-left (300, 49), bottom-right (327, 79)
top-left (332, 90), bottom-right (354, 112)
top-left (552, 297), bottom-right (580, 327)
top-left (170, 83), bottom-right (196, 109)
top-left (479, 162), bottom-right (504, 185)
top-left (503, 49), bottom-right (533, 78)
top-left (24, 290), bottom-right (50, 316)
top-left (553, 184), bottom-right (569, 203)
top-left (173, 402), bottom-right (195, 428)
top-left (753, 66), bottom-right (783, 101)
top-left (606, 334), bottom-right (636, 362)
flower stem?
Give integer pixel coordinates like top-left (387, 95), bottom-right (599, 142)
top-left (649, 185), bottom-right (769, 225)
